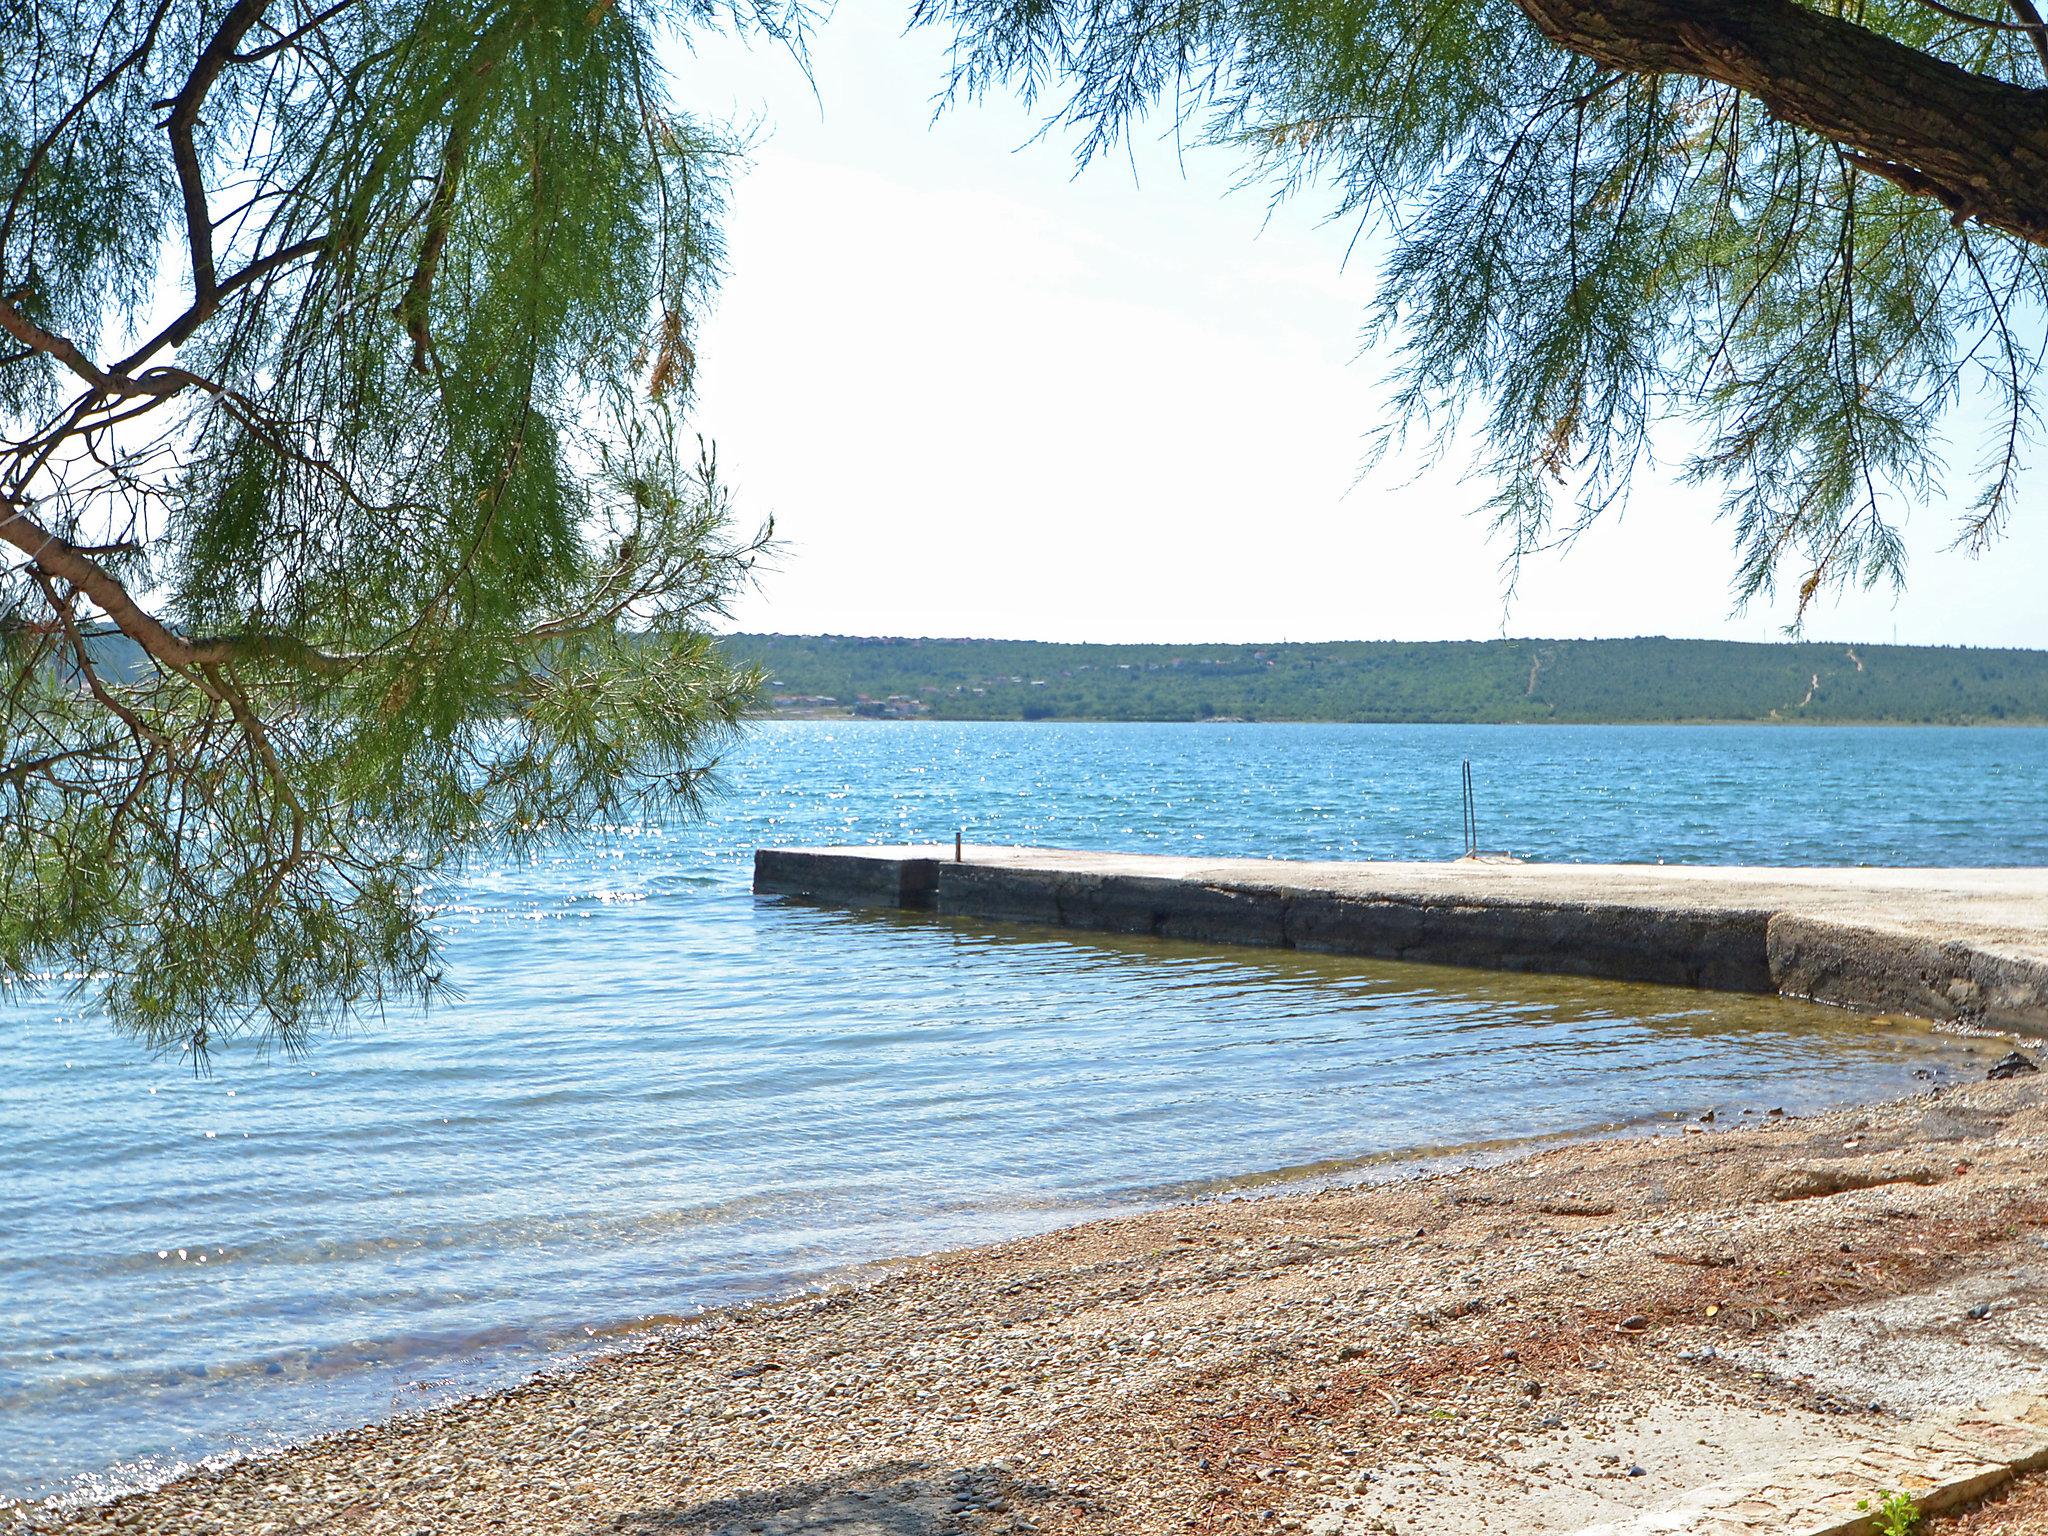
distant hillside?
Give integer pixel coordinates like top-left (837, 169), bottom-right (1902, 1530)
top-left (722, 634), bottom-right (2048, 725)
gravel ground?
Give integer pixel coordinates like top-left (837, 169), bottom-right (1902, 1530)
top-left (1933, 1471), bottom-right (2048, 1534)
top-left (16, 1074), bottom-right (2048, 1536)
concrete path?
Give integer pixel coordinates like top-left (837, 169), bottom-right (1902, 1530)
top-left (1321, 1263), bottom-right (2048, 1535)
top-left (753, 846), bottom-right (2048, 1029)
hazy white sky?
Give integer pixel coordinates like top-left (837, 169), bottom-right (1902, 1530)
top-left (673, 12), bottom-right (2048, 648)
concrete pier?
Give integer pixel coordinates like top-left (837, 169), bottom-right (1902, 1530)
top-left (753, 845), bottom-right (2048, 1029)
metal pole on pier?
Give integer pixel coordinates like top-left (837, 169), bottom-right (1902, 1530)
top-left (1461, 761), bottom-right (1477, 859)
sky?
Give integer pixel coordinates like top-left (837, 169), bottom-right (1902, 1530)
top-left (671, 12), bottom-right (2048, 649)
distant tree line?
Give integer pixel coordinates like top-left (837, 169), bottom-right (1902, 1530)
top-left (726, 634), bottom-right (2048, 726)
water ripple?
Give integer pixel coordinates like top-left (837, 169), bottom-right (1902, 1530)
top-left (2, 721), bottom-right (2038, 1503)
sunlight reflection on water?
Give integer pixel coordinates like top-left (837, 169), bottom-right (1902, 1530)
top-left (3, 721), bottom-right (2042, 1503)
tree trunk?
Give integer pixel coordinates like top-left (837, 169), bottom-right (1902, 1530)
top-left (1515, 0), bottom-right (2048, 243)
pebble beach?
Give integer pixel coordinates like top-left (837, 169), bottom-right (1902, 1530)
top-left (23, 1071), bottom-right (2048, 1535)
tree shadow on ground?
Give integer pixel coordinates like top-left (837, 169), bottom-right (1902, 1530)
top-left (591, 1457), bottom-right (1067, 1536)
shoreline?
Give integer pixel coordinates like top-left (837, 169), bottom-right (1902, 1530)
top-left (21, 1068), bottom-right (2048, 1536)
top-left (7, 1080), bottom-right (1967, 1514)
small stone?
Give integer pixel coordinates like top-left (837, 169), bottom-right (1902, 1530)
top-left (1968, 1304), bottom-right (1993, 1320)
top-left (1627, 1465), bottom-right (1647, 1478)
top-left (1616, 1315), bottom-right (1650, 1333)
top-left (1987, 1052), bottom-right (2038, 1081)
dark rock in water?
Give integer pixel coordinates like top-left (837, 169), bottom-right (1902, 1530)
top-left (1987, 1052), bottom-right (2039, 1081)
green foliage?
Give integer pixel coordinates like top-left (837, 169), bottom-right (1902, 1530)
top-left (912, 0), bottom-right (2048, 610)
top-left (1855, 1488), bottom-right (1921, 1536)
top-left (0, 0), bottom-right (801, 1050)
top-left (731, 633), bottom-right (2048, 725)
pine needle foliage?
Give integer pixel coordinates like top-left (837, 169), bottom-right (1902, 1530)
top-left (1, 0), bottom-right (804, 1052)
top-left (912, 0), bottom-right (2048, 607)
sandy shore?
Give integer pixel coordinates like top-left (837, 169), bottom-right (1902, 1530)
top-left (19, 1069), bottom-right (2048, 1535)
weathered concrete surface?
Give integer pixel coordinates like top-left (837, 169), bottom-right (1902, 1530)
top-left (1319, 1393), bottom-right (2048, 1536)
top-left (1315, 1263), bottom-right (2048, 1535)
top-left (753, 846), bottom-right (2048, 1029)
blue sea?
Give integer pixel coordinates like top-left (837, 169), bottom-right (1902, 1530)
top-left (4, 722), bottom-right (2045, 1504)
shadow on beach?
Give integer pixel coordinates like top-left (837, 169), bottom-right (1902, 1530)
top-left (595, 1458), bottom-right (1062, 1535)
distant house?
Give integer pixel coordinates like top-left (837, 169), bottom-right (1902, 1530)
top-left (852, 693), bottom-right (928, 719)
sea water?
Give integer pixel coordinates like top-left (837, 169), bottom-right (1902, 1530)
top-left (3, 722), bottom-right (2042, 1502)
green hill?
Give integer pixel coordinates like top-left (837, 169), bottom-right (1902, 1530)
top-left (723, 634), bottom-right (2048, 725)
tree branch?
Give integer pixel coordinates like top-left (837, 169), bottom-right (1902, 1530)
top-left (1, 496), bottom-right (352, 675)
top-left (233, 0), bottom-right (359, 65)
top-left (0, 300), bottom-right (183, 397)
top-left (162, 0), bottom-right (279, 302)
top-left (2, 742), bottom-right (122, 787)
top-left (1513, 0), bottom-right (2048, 242)
top-left (399, 105), bottom-right (478, 370)
top-left (394, 10), bottom-right (535, 369)
top-left (0, 0), bottom-right (176, 254)
top-left (110, 235), bottom-right (327, 375)
top-left (2011, 0), bottom-right (2048, 76)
